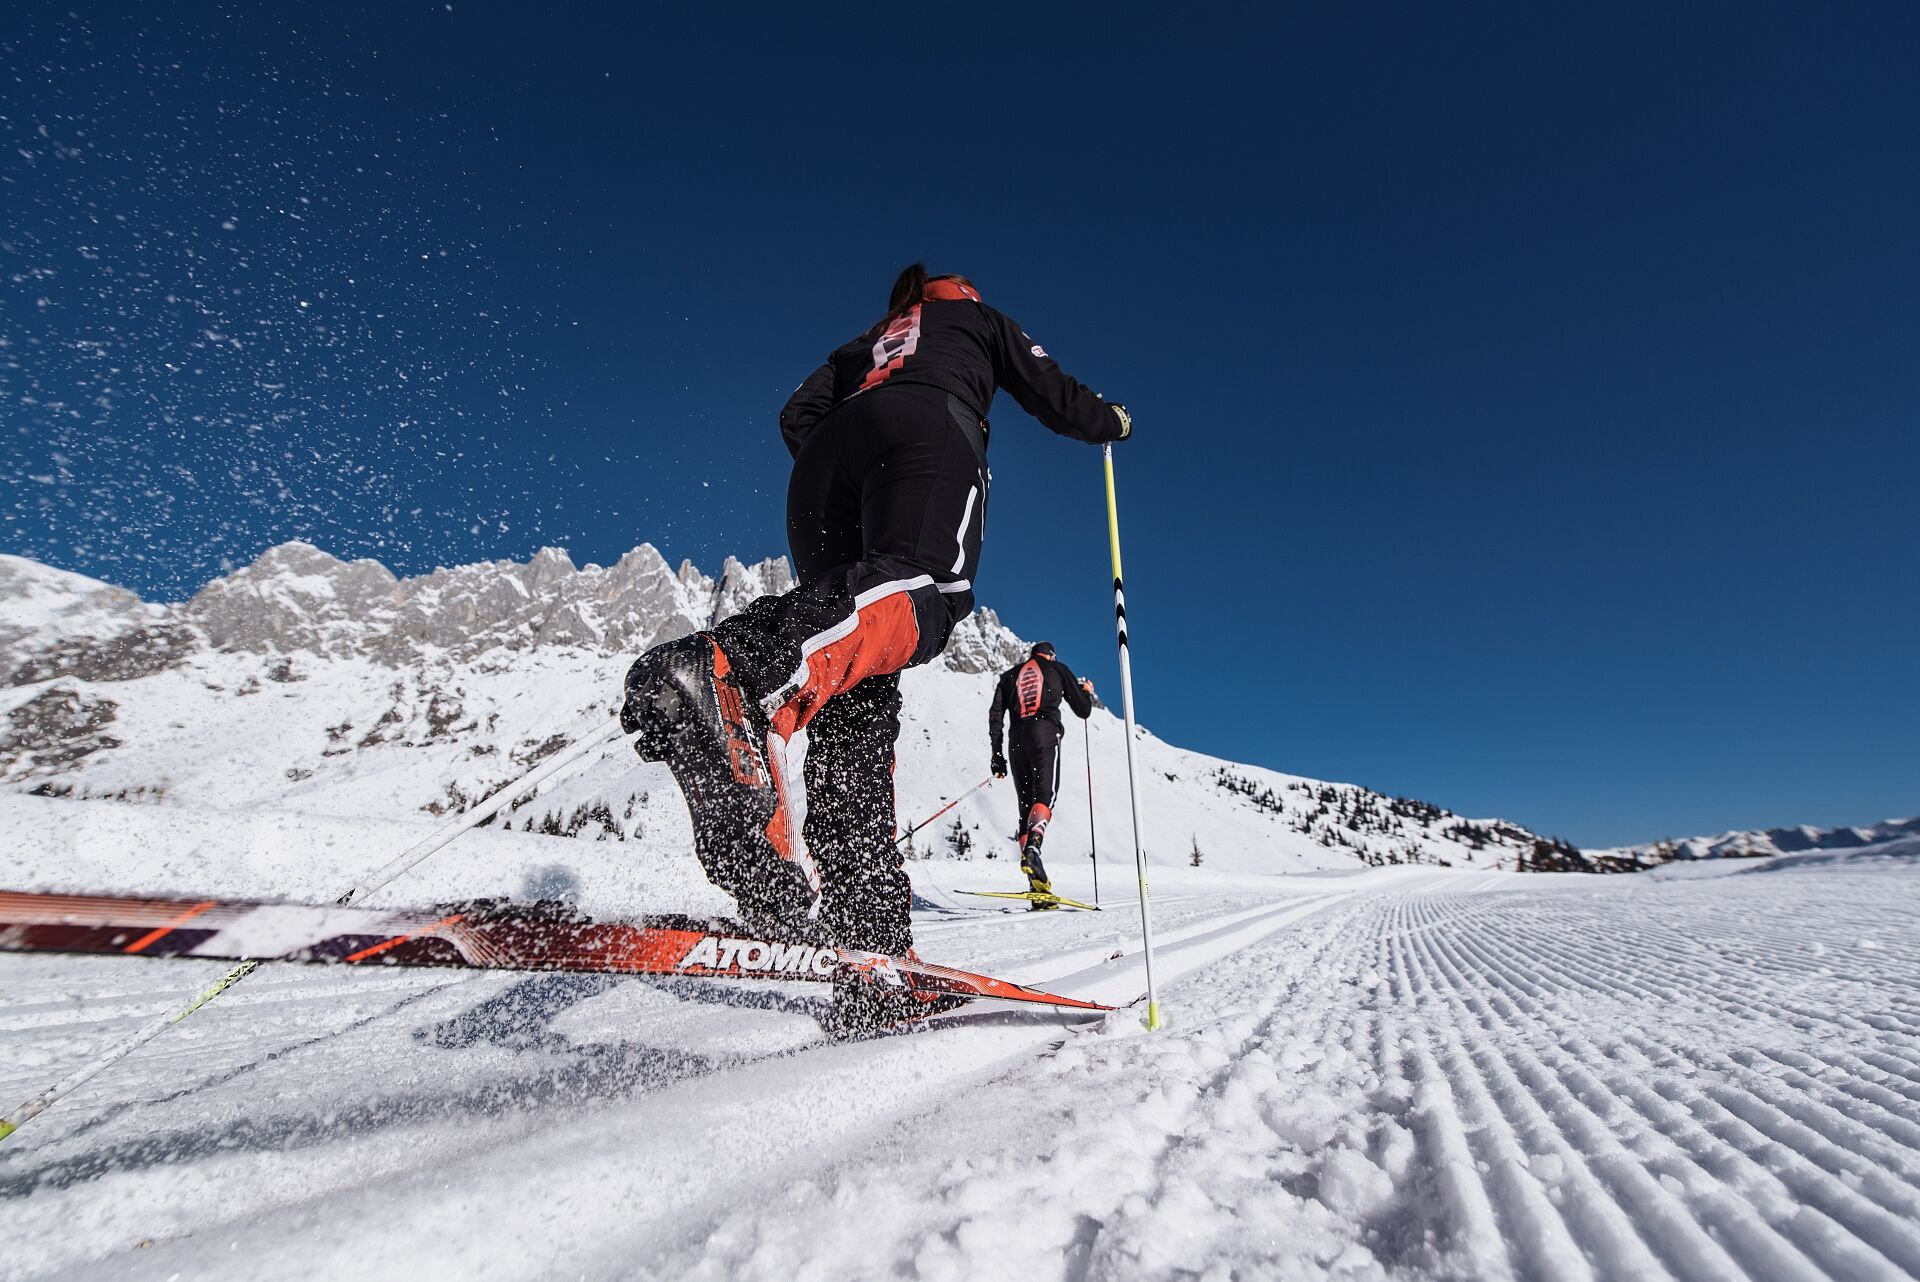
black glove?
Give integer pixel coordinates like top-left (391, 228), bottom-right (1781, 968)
top-left (1110, 405), bottom-right (1132, 440)
top-left (991, 753), bottom-right (1007, 779)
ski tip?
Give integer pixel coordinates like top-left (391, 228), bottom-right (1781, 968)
top-left (1144, 1000), bottom-right (1166, 1032)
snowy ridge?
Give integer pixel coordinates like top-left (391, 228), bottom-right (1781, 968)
top-left (2, 540), bottom-right (796, 667)
top-left (1600, 817), bottom-right (1920, 866)
top-left (0, 546), bottom-right (1551, 878)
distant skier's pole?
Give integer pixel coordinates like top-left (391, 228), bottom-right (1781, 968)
top-left (1084, 720), bottom-right (1100, 908)
top-left (895, 777), bottom-right (993, 847)
top-left (331, 716), bottom-right (626, 905)
top-left (0, 715), bottom-right (628, 1143)
top-left (1104, 444), bottom-right (1162, 1030)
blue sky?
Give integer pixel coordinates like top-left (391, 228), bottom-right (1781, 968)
top-left (4, 2), bottom-right (1915, 846)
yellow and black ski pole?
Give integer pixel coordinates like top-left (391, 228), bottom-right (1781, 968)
top-left (1104, 443), bottom-right (1163, 1029)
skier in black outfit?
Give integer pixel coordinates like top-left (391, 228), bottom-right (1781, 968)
top-left (989, 642), bottom-right (1095, 906)
top-left (619, 264), bottom-right (1129, 1033)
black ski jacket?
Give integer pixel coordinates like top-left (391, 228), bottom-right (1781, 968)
top-left (990, 655), bottom-right (1094, 755)
top-left (780, 298), bottom-right (1129, 457)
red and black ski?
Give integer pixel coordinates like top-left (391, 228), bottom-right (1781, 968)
top-left (0, 890), bottom-right (1114, 1015)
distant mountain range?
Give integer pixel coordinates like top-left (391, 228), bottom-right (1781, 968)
top-left (1597, 818), bottom-right (1920, 866)
top-left (15, 542), bottom-right (1885, 884)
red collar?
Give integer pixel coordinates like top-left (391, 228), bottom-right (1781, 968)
top-left (923, 278), bottom-right (981, 303)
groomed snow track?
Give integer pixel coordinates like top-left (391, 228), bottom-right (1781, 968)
top-left (2, 860), bottom-right (1917, 1280)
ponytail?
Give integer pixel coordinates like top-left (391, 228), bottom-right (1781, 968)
top-left (866, 264), bottom-right (980, 338)
top-left (866, 263), bottom-right (929, 339)
top-left (888, 263), bottom-right (929, 316)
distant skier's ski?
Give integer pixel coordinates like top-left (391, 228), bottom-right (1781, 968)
top-left (957, 890), bottom-right (1102, 912)
top-left (0, 890), bottom-right (1112, 1013)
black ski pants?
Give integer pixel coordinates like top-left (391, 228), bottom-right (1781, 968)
top-left (711, 384), bottom-right (988, 954)
top-left (1011, 719), bottom-right (1063, 878)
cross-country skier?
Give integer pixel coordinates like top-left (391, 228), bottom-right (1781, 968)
top-left (619, 264), bottom-right (1130, 1033)
top-left (989, 642), bottom-right (1095, 906)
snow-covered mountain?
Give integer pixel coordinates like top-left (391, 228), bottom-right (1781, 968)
top-left (1597, 816), bottom-right (1920, 866)
top-left (0, 544), bottom-right (1554, 893)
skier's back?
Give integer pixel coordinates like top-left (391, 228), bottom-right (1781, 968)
top-left (989, 642), bottom-right (1094, 905)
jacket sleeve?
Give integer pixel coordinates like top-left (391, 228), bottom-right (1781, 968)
top-left (986, 306), bottom-right (1129, 445)
top-left (1055, 661), bottom-right (1094, 718)
top-left (988, 672), bottom-right (1009, 755)
top-left (779, 363), bottom-right (837, 458)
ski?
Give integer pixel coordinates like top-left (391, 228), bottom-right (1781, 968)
top-left (956, 890), bottom-right (1103, 912)
top-left (0, 890), bottom-right (1113, 1014)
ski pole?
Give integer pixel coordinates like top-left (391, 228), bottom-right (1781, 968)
top-left (1104, 444), bottom-right (1162, 1030)
top-left (0, 714), bottom-right (628, 1143)
top-left (1084, 719), bottom-right (1100, 908)
top-left (895, 776), bottom-right (993, 847)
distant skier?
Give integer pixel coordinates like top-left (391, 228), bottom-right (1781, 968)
top-left (619, 264), bottom-right (1130, 1032)
top-left (989, 642), bottom-right (1095, 905)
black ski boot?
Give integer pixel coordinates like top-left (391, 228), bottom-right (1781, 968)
top-left (620, 633), bottom-right (813, 931)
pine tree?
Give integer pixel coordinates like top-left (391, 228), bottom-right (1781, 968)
top-left (946, 817), bottom-right (973, 860)
top-left (1189, 836), bottom-right (1204, 867)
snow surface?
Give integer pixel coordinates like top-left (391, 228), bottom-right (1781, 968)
top-left (5, 548), bottom-right (1917, 1278)
top-left (3, 813), bottom-right (1918, 1280)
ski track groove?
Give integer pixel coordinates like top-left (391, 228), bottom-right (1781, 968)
top-left (1857, 1048), bottom-right (1920, 1090)
top-left (1625, 1037), bottom-right (1920, 1277)
top-left (1394, 891), bottom-right (1679, 1282)
top-left (1563, 916), bottom-right (1911, 1052)
top-left (1390, 891), bottom-right (1589, 1282)
top-left (1420, 895), bottom-right (1901, 1282)
top-left (1412, 885), bottom-right (1920, 1281)
top-left (1384, 898), bottom-right (1537, 1281)
top-left (1740, 1047), bottom-right (1920, 1142)
top-left (1485, 916), bottom-right (1920, 1186)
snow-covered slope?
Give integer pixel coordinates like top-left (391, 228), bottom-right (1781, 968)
top-left (5, 856), bottom-right (1917, 1281)
top-left (0, 544), bottom-right (1551, 894)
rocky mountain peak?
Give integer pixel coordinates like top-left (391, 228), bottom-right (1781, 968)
top-left (940, 607), bottom-right (1030, 675)
top-left (4, 546), bottom-right (1024, 680)
top-left (0, 554), bottom-right (191, 686)
top-left (523, 546), bottom-right (579, 592)
top-left (187, 541), bottom-right (401, 657)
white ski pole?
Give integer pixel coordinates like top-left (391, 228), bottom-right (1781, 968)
top-left (1104, 444), bottom-right (1162, 1030)
top-left (1084, 719), bottom-right (1100, 909)
top-left (332, 715), bottom-right (624, 903)
top-left (0, 714), bottom-right (628, 1142)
